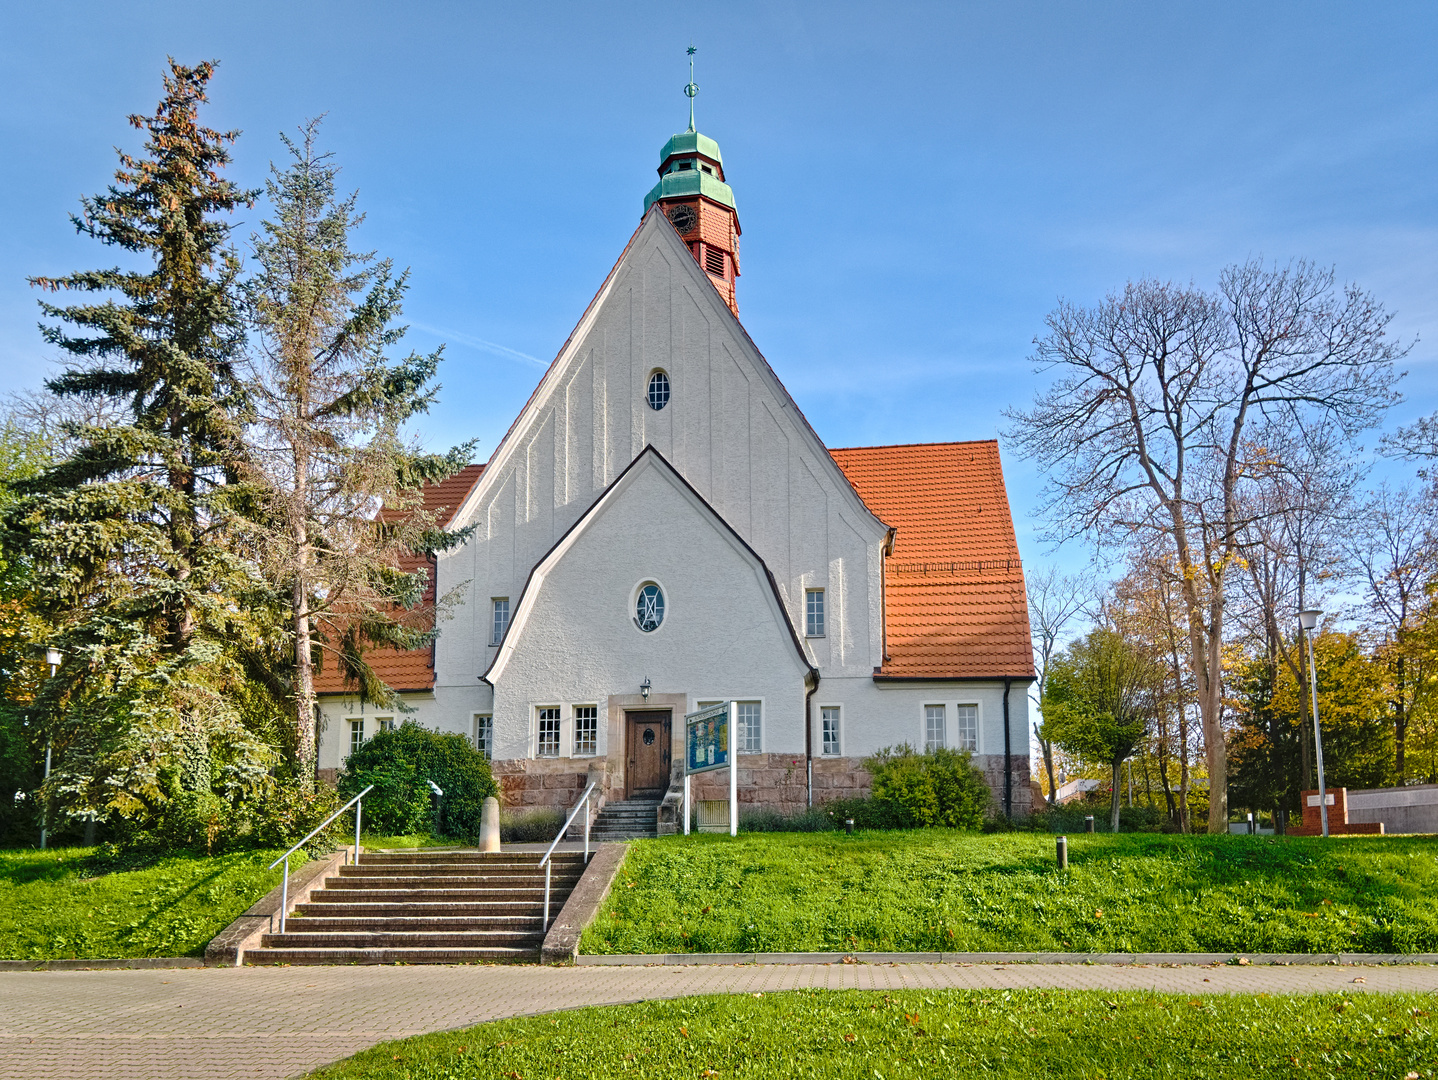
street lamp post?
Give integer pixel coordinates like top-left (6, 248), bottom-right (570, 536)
top-left (1297, 609), bottom-right (1328, 838)
top-left (40, 648), bottom-right (62, 851)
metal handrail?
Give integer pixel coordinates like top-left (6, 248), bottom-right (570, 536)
top-left (540, 780), bottom-right (597, 932)
top-left (268, 783), bottom-right (374, 935)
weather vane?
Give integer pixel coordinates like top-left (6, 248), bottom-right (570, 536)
top-left (684, 44), bottom-right (699, 133)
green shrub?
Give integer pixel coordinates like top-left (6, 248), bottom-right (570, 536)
top-left (114, 780), bottom-right (342, 854)
top-left (339, 722), bottom-right (497, 842)
top-left (864, 744), bottom-right (991, 829)
top-left (499, 807), bottom-right (564, 843)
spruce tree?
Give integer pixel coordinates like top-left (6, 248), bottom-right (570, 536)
top-left (242, 120), bottom-right (474, 783)
top-left (4, 60), bottom-right (275, 826)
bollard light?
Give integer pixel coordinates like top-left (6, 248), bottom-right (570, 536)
top-left (1056, 835), bottom-right (1068, 870)
top-left (1084, 815), bottom-right (1094, 834)
top-left (845, 818), bottom-right (855, 835)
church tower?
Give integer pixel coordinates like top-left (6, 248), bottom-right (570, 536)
top-left (642, 50), bottom-right (741, 316)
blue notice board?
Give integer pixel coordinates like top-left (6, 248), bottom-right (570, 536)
top-left (685, 702), bottom-right (730, 775)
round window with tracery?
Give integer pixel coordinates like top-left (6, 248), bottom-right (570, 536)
top-left (647, 370), bottom-right (671, 411)
top-left (635, 583), bottom-right (665, 632)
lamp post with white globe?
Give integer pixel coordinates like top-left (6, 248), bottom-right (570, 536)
top-left (1298, 609), bottom-right (1328, 838)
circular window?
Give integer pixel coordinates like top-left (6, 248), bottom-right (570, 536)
top-left (642, 727), bottom-right (656, 746)
top-left (635, 583), bottom-right (665, 632)
top-left (647, 370), bottom-right (671, 411)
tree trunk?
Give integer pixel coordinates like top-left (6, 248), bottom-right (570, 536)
top-left (1110, 759), bottom-right (1123, 833)
top-left (1178, 707), bottom-right (1192, 834)
top-left (1394, 651), bottom-right (1407, 781)
top-left (292, 436), bottom-right (316, 787)
top-left (1036, 724), bottom-right (1058, 806)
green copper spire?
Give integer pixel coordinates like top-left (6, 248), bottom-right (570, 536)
top-left (642, 47), bottom-right (737, 215)
top-left (685, 44), bottom-right (699, 133)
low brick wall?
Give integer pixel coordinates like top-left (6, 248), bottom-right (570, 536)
top-left (492, 758), bottom-right (593, 808)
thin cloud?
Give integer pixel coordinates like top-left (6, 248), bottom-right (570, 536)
top-left (412, 323), bottom-right (547, 368)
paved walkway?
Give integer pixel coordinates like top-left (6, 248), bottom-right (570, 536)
top-left (4, 961), bottom-right (1437, 1079)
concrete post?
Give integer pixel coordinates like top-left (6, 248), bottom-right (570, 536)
top-left (479, 796), bottom-right (501, 852)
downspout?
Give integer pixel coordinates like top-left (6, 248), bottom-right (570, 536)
top-left (1002, 677), bottom-right (1013, 819)
top-left (805, 673), bottom-right (818, 808)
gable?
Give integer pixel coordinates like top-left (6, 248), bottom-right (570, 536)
top-left (830, 440), bottom-right (1035, 680)
top-left (483, 446), bottom-right (815, 687)
top-left (448, 207), bottom-right (888, 565)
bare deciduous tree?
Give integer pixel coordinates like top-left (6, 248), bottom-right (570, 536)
top-left (1026, 564), bottom-right (1096, 804)
top-left (1345, 482), bottom-right (1438, 780)
top-left (1006, 260), bottom-right (1405, 831)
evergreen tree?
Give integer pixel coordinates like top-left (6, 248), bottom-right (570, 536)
top-left (2, 60), bottom-right (277, 831)
top-left (241, 120), bottom-right (474, 783)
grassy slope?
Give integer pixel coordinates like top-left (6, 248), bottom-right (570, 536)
top-left (0, 846), bottom-right (302, 959)
top-left (581, 831), bottom-right (1438, 955)
top-left (310, 989), bottom-right (1437, 1079)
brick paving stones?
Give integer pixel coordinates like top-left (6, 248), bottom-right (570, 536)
top-left (2, 961), bottom-right (1436, 1080)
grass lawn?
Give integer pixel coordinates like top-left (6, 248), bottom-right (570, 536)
top-left (308, 988), bottom-right (1438, 1079)
top-left (0, 846), bottom-right (302, 960)
top-left (581, 831), bottom-right (1438, 955)
top-left (360, 833), bottom-right (463, 850)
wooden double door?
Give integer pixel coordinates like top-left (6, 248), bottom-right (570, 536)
top-left (625, 710), bottom-right (672, 800)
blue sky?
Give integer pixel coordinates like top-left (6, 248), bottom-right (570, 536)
top-left (2, 2), bottom-right (1435, 575)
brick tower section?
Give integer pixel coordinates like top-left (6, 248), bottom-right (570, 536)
top-left (656, 193), bottom-right (740, 316)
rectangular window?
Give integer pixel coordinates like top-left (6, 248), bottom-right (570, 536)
top-left (574, 705), bottom-right (598, 756)
top-left (376, 717), bottom-right (395, 734)
top-left (349, 718), bottom-right (364, 756)
top-left (955, 704), bottom-right (978, 752)
top-left (925, 705), bottom-right (946, 752)
top-left (805, 588), bottom-right (825, 638)
top-left (537, 707), bottom-right (561, 757)
top-left (737, 701), bottom-right (762, 753)
top-left (473, 714), bottom-right (493, 760)
top-left (821, 706), bottom-right (841, 756)
top-left (491, 598), bottom-right (510, 646)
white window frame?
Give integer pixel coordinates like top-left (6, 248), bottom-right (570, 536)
top-left (348, 718), bottom-right (365, 757)
top-left (820, 704), bottom-right (841, 756)
top-left (924, 704), bottom-right (946, 752)
top-left (491, 598), bottom-right (510, 646)
top-left (805, 588), bottom-right (825, 638)
top-left (736, 700), bottom-right (762, 754)
top-left (473, 714), bottom-right (493, 760)
top-left (375, 717), bottom-right (395, 734)
top-left (573, 704), bottom-right (599, 757)
top-left (954, 703), bottom-right (979, 753)
top-left (536, 706), bottom-right (561, 758)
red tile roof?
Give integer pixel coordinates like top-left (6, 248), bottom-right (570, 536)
top-left (315, 464), bottom-right (486, 696)
top-left (829, 440), bottom-right (1035, 680)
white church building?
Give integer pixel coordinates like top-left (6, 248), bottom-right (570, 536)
top-left (314, 117), bottom-right (1036, 827)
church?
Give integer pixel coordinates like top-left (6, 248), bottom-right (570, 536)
top-left (313, 104), bottom-right (1037, 829)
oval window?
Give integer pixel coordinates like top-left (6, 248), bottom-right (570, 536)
top-left (647, 370), bottom-right (671, 411)
top-left (635, 583), bottom-right (665, 632)
top-left (643, 727), bottom-right (656, 745)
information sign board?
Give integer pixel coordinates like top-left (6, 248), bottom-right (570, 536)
top-left (685, 702), bottom-right (730, 775)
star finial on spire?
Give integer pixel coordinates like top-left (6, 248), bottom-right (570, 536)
top-left (684, 44), bottom-right (699, 133)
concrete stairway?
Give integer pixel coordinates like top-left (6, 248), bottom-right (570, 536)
top-left (587, 799), bottom-right (661, 841)
top-left (245, 849), bottom-right (588, 965)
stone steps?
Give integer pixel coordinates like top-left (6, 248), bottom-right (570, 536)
top-left (243, 848), bottom-right (587, 965)
top-left (587, 799), bottom-right (661, 840)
